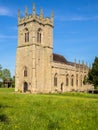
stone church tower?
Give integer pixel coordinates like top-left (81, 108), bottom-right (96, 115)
top-left (15, 4), bottom-right (93, 93)
top-left (15, 5), bottom-right (54, 93)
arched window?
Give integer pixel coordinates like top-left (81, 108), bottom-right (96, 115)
top-left (37, 28), bottom-right (42, 43)
top-left (71, 75), bottom-right (74, 86)
top-left (54, 73), bottom-right (57, 86)
top-left (24, 67), bottom-right (27, 77)
top-left (66, 74), bottom-right (69, 86)
top-left (80, 75), bottom-right (82, 87)
top-left (24, 28), bottom-right (29, 42)
top-left (76, 74), bottom-right (78, 86)
top-left (25, 32), bottom-right (29, 42)
top-left (83, 75), bottom-right (87, 85)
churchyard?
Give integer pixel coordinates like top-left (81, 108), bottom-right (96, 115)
top-left (0, 88), bottom-right (98, 130)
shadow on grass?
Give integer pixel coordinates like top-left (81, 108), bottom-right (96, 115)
top-left (0, 104), bottom-right (11, 124)
top-left (0, 104), bottom-right (13, 109)
top-left (0, 114), bottom-right (9, 123)
top-left (48, 120), bottom-right (62, 130)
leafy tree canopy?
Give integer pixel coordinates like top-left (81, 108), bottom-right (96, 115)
top-left (88, 57), bottom-right (98, 88)
top-left (0, 64), bottom-right (2, 79)
top-left (2, 69), bottom-right (11, 81)
top-left (0, 65), bottom-right (13, 87)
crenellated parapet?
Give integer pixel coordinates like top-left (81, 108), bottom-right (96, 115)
top-left (18, 4), bottom-right (54, 27)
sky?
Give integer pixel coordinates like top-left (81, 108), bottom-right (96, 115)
top-left (0, 0), bottom-right (98, 77)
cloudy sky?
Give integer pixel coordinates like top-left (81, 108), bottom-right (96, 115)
top-left (0, 0), bottom-right (98, 76)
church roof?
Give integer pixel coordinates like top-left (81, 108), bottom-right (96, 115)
top-left (53, 53), bottom-right (87, 69)
top-left (53, 53), bottom-right (68, 64)
top-left (53, 53), bottom-right (75, 66)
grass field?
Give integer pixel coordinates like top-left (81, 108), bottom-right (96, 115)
top-left (0, 88), bottom-right (98, 130)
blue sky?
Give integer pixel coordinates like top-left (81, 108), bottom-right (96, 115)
top-left (0, 0), bottom-right (98, 76)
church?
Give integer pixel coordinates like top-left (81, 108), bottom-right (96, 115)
top-left (15, 5), bottom-right (93, 93)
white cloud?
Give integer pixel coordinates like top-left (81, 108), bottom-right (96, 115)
top-left (56, 15), bottom-right (98, 22)
top-left (65, 16), bottom-right (87, 21)
top-left (74, 15), bottom-right (98, 21)
top-left (0, 34), bottom-right (17, 40)
top-left (0, 6), bottom-right (12, 16)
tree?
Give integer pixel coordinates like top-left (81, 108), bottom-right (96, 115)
top-left (88, 57), bottom-right (98, 89)
top-left (0, 64), bottom-right (2, 79)
top-left (83, 75), bottom-right (88, 85)
top-left (11, 76), bottom-right (15, 88)
top-left (0, 64), bottom-right (2, 87)
top-left (2, 69), bottom-right (11, 81)
top-left (2, 68), bottom-right (11, 88)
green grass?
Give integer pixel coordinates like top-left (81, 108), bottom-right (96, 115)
top-left (0, 88), bottom-right (98, 130)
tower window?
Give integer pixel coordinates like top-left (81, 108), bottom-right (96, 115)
top-left (37, 29), bottom-right (42, 43)
top-left (25, 32), bottom-right (29, 42)
top-left (24, 67), bottom-right (27, 77)
top-left (24, 28), bottom-right (29, 42)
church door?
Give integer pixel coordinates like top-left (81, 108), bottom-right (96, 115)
top-left (61, 83), bottom-right (64, 92)
top-left (24, 82), bottom-right (28, 92)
